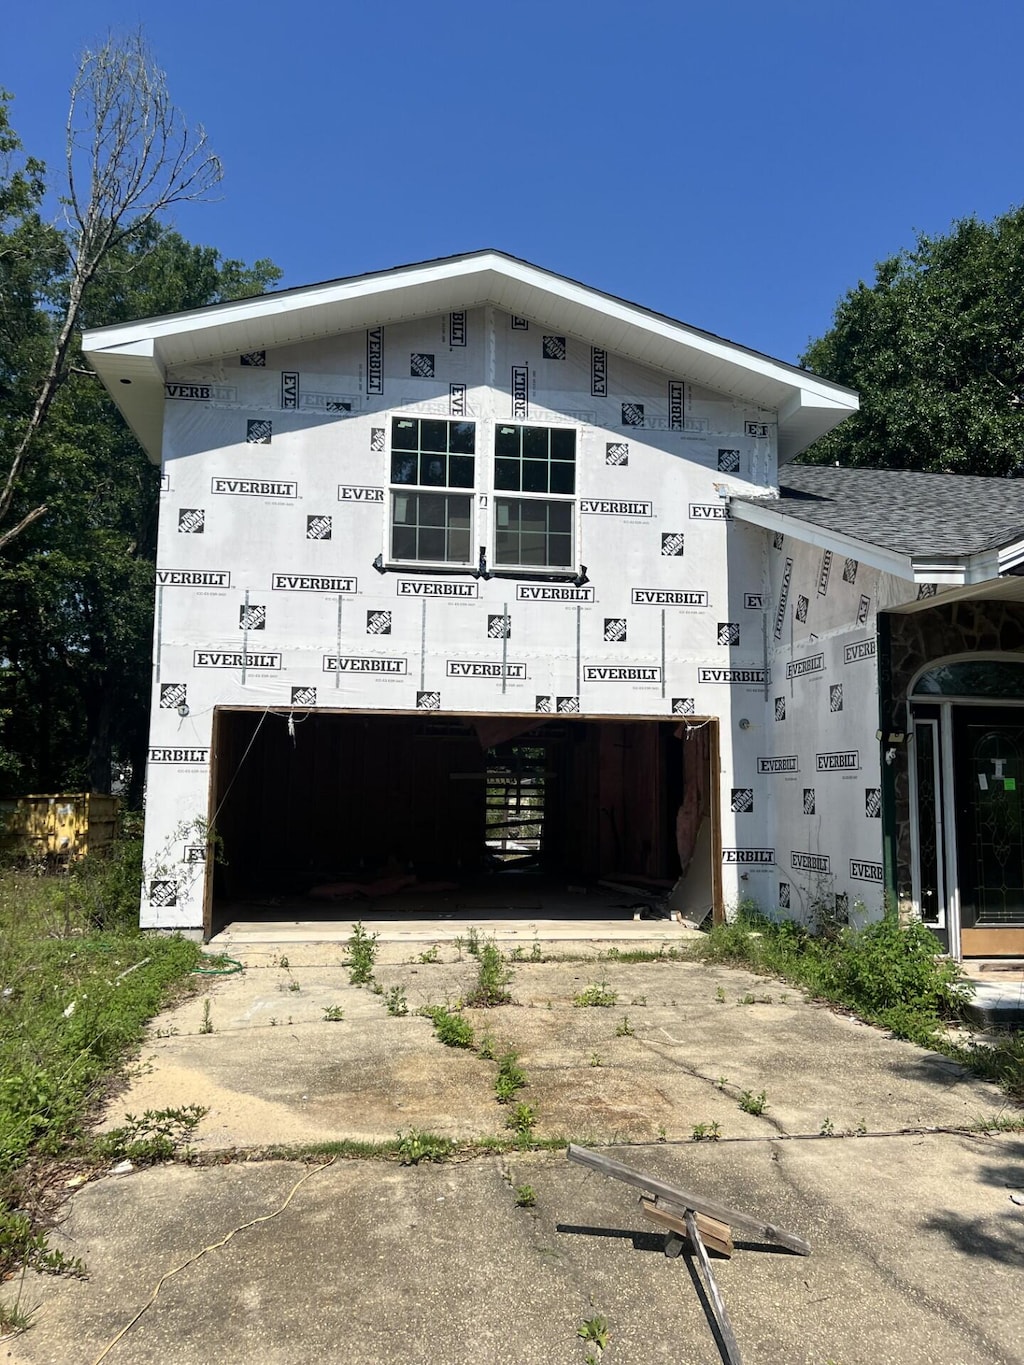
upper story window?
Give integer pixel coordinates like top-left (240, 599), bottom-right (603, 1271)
top-left (389, 417), bottom-right (476, 565)
top-left (493, 423), bottom-right (576, 570)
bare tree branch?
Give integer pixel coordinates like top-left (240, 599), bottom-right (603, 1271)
top-left (0, 503), bottom-right (47, 552)
top-left (0, 29), bottom-right (223, 547)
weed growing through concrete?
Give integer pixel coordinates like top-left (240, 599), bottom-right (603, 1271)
top-left (418, 945), bottom-right (440, 964)
top-left (514, 1183), bottom-right (536, 1207)
top-left (820, 1116), bottom-right (835, 1136)
top-left (287, 978), bottom-right (301, 993)
top-left (506, 1102), bottom-right (537, 1138)
top-left (345, 921), bottom-right (379, 986)
top-left (739, 1089), bottom-right (768, 1116)
top-left (395, 1130), bottom-right (454, 1165)
top-left (96, 1105), bottom-right (208, 1165)
top-left (384, 986), bottom-right (409, 1017)
top-left (422, 1004), bottom-right (475, 1049)
top-left (478, 1032), bottom-right (496, 1060)
top-left (530, 937), bottom-right (543, 962)
top-left (495, 1050), bottom-right (527, 1102)
top-left (199, 999), bottom-right (213, 1034)
top-left (691, 1121), bottom-right (721, 1142)
top-left (578, 1316), bottom-right (609, 1351)
top-left (589, 1054), bottom-right (603, 1067)
top-left (615, 1015), bottom-right (634, 1037)
top-left (573, 982), bottom-right (618, 1008)
top-left (465, 939), bottom-right (512, 1007)
top-left (715, 987), bottom-right (727, 1003)
top-left (322, 1005), bottom-right (345, 1022)
top-left (0, 1289), bottom-right (36, 1339)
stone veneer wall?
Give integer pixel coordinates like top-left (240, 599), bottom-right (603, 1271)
top-left (888, 599), bottom-right (1024, 905)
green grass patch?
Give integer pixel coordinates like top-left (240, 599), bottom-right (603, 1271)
top-left (464, 939), bottom-right (513, 1007)
top-left (421, 1004), bottom-right (475, 1049)
top-left (0, 849), bottom-right (203, 1285)
top-left (694, 907), bottom-right (1024, 1104)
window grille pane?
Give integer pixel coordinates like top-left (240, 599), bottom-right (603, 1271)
top-left (388, 419), bottom-right (476, 564)
top-left (420, 419), bottom-right (448, 453)
top-left (449, 456), bottom-right (475, 488)
top-left (450, 422), bottom-right (476, 454)
top-left (493, 497), bottom-right (574, 568)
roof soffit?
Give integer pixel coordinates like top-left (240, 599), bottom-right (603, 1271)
top-left (83, 251), bottom-right (858, 464)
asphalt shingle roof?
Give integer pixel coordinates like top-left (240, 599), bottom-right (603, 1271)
top-left (736, 465), bottom-right (1024, 558)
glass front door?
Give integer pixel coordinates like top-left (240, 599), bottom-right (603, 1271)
top-left (954, 708), bottom-right (1024, 953)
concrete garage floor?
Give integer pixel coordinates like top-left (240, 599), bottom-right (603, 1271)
top-left (6, 921), bottom-right (1024, 1365)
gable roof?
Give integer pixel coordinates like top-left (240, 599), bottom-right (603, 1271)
top-left (81, 249), bottom-right (857, 465)
top-left (730, 465), bottom-right (1024, 584)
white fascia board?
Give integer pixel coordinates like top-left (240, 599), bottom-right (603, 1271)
top-left (82, 250), bottom-right (859, 464)
top-left (729, 498), bottom-right (915, 580)
top-left (997, 537), bottom-right (1024, 576)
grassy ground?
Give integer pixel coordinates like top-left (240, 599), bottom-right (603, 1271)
top-left (690, 908), bottom-right (1024, 1105)
top-left (0, 833), bottom-right (202, 1329)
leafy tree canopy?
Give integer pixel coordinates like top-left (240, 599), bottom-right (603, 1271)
top-left (800, 207), bottom-right (1024, 475)
top-left (0, 88), bottom-right (281, 798)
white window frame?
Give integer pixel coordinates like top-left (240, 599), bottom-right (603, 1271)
top-left (386, 413), bottom-right (478, 570)
top-left (490, 421), bottom-right (578, 574)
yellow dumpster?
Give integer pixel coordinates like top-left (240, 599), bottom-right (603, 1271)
top-left (0, 793), bottom-right (119, 862)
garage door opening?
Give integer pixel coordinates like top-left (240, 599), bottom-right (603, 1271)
top-left (203, 709), bottom-right (720, 936)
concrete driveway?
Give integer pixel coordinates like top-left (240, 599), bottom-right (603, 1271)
top-left (6, 919), bottom-right (1023, 1365)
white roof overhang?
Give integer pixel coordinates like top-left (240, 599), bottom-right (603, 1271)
top-left (82, 250), bottom-right (858, 466)
top-left (731, 497), bottom-right (1024, 589)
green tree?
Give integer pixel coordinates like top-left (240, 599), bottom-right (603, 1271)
top-left (0, 70), bottom-right (280, 797)
top-left (800, 207), bottom-right (1024, 475)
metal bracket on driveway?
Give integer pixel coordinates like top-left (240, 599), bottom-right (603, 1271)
top-left (567, 1143), bottom-right (812, 1365)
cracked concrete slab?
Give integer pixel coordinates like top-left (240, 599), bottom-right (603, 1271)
top-left (5, 929), bottom-right (1022, 1364)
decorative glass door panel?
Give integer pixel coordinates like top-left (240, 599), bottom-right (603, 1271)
top-left (954, 710), bottom-right (1024, 937)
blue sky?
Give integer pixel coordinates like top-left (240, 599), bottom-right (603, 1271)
top-left (6, 0), bottom-right (1024, 364)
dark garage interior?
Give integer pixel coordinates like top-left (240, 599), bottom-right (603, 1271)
top-left (206, 709), bottom-right (716, 930)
